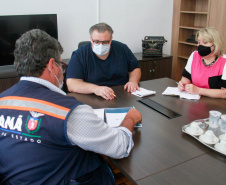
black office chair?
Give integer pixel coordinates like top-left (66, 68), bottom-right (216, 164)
top-left (78, 41), bottom-right (89, 48)
top-left (61, 61), bottom-right (69, 93)
top-left (62, 41), bottom-right (90, 93)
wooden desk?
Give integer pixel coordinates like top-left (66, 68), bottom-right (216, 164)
top-left (67, 78), bottom-right (226, 185)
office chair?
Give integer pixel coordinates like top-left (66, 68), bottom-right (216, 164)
top-left (78, 41), bottom-right (89, 48)
top-left (62, 41), bottom-right (89, 93)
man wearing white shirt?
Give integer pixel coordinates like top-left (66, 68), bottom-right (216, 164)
top-left (0, 29), bottom-right (142, 185)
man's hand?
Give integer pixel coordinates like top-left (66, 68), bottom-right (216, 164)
top-left (121, 108), bottom-right (142, 132)
top-left (94, 86), bottom-right (116, 100)
top-left (124, 82), bottom-right (140, 92)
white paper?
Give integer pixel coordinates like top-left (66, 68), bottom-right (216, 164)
top-left (162, 87), bottom-right (200, 100)
top-left (180, 91), bottom-right (201, 100)
top-left (95, 108), bottom-right (142, 128)
top-left (93, 109), bottom-right (105, 121)
top-left (105, 112), bottom-right (127, 127)
top-left (162, 87), bottom-right (181, 96)
top-left (132, 87), bottom-right (156, 97)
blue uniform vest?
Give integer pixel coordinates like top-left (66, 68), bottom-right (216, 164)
top-left (0, 80), bottom-right (114, 185)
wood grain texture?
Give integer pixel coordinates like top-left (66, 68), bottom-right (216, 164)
top-left (67, 78), bottom-right (226, 184)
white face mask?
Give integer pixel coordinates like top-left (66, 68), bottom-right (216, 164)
top-left (92, 43), bottom-right (110, 56)
top-left (54, 74), bottom-right (64, 89)
top-left (49, 62), bottom-right (64, 89)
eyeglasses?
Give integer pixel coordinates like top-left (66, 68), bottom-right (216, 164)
top-left (92, 39), bottom-right (111, 45)
top-left (55, 61), bottom-right (67, 73)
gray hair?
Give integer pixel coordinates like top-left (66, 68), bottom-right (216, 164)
top-left (14, 29), bottom-right (63, 77)
top-left (89, 22), bottom-right (114, 37)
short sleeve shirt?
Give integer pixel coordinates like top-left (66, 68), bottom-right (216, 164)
top-left (66, 40), bottom-right (140, 86)
top-left (182, 51), bottom-right (226, 89)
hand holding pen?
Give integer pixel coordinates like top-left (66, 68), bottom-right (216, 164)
top-left (177, 81), bottom-right (185, 91)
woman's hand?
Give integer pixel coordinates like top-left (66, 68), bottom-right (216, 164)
top-left (178, 81), bottom-right (185, 91)
top-left (185, 84), bottom-right (200, 94)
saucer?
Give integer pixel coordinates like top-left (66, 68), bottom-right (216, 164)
top-left (214, 143), bottom-right (226, 154)
top-left (199, 134), bottom-right (219, 145)
top-left (219, 134), bottom-right (226, 141)
top-left (185, 127), bottom-right (203, 136)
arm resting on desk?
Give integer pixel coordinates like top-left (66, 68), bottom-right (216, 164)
top-left (67, 105), bottom-right (135, 158)
top-left (124, 68), bottom-right (141, 92)
top-left (180, 77), bottom-right (226, 98)
top-left (66, 78), bottom-right (115, 100)
top-left (121, 108), bottom-right (142, 132)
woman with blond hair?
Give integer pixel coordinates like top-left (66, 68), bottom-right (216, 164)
top-left (178, 27), bottom-right (226, 99)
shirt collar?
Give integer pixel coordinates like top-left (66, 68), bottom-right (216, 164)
top-left (20, 76), bottom-right (66, 96)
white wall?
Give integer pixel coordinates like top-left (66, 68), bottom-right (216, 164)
top-left (0, 0), bottom-right (173, 59)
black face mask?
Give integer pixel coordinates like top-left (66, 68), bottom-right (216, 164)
top-left (198, 45), bottom-right (213, 57)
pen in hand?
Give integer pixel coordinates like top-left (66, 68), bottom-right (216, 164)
top-left (176, 82), bottom-right (185, 90)
top-left (112, 93), bottom-right (116, 97)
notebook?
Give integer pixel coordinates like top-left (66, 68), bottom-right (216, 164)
top-left (132, 87), bottom-right (156, 97)
top-left (162, 87), bottom-right (200, 100)
top-left (94, 107), bottom-right (142, 128)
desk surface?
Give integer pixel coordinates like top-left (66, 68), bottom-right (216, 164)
top-left (67, 78), bottom-right (226, 185)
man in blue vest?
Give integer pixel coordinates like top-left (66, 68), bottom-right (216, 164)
top-left (0, 29), bottom-right (142, 185)
top-left (66, 22), bottom-right (141, 100)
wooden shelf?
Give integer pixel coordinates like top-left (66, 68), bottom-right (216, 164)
top-left (179, 26), bottom-right (205, 30)
top-left (178, 41), bottom-right (198, 46)
top-left (172, 0), bottom-right (226, 81)
top-left (178, 55), bottom-right (189, 60)
top-left (171, 0), bottom-right (210, 81)
top-left (180, 11), bottom-right (208, 14)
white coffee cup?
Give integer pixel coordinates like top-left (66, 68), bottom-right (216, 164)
top-left (209, 110), bottom-right (222, 128)
top-left (189, 122), bottom-right (200, 134)
top-left (204, 130), bottom-right (215, 143)
top-left (218, 140), bottom-right (226, 150)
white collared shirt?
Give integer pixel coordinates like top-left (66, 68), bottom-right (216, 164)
top-left (20, 77), bottom-right (134, 158)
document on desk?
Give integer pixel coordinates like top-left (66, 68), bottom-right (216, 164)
top-left (162, 87), bottom-right (200, 100)
top-left (132, 87), bottom-right (156, 97)
top-left (105, 107), bottom-right (142, 128)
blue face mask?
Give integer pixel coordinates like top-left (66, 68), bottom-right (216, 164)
top-left (92, 43), bottom-right (110, 56)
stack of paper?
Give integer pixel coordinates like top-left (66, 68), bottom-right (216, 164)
top-left (162, 87), bottom-right (200, 100)
top-left (105, 108), bottom-right (129, 127)
top-left (94, 107), bottom-right (142, 128)
top-left (132, 87), bottom-right (156, 97)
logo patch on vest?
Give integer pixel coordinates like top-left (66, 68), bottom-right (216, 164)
top-left (25, 111), bottom-right (44, 134)
top-left (27, 117), bottom-right (39, 131)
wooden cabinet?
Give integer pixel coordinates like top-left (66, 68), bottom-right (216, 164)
top-left (171, 0), bottom-right (210, 81)
top-left (134, 53), bottom-right (172, 81)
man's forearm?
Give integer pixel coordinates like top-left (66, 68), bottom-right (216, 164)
top-left (129, 68), bottom-right (141, 83)
top-left (121, 117), bottom-right (135, 132)
top-left (67, 79), bottom-right (99, 94)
